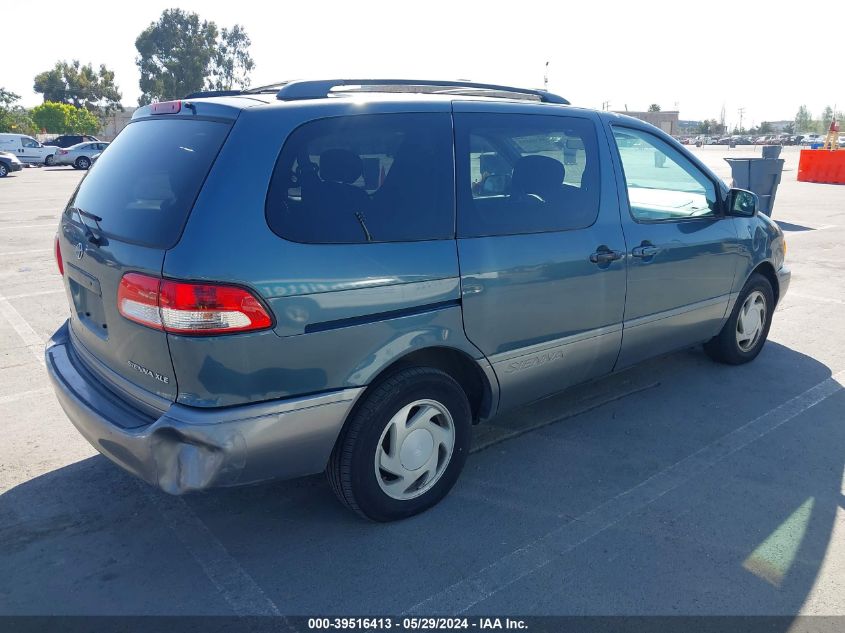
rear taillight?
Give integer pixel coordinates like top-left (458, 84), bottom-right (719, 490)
top-left (55, 236), bottom-right (64, 275)
top-left (117, 273), bottom-right (272, 335)
top-left (58, 149), bottom-right (68, 155)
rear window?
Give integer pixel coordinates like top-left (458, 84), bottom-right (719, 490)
top-left (265, 113), bottom-right (454, 244)
top-left (66, 118), bottom-right (231, 248)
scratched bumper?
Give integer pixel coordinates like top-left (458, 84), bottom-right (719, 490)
top-left (45, 321), bottom-right (363, 494)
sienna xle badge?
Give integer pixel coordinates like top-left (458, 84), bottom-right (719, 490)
top-left (47, 79), bottom-right (789, 521)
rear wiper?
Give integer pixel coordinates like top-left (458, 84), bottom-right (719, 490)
top-left (68, 207), bottom-right (104, 245)
top-left (355, 211), bottom-right (374, 242)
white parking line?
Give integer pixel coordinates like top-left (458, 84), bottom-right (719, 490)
top-left (141, 487), bottom-right (288, 619)
top-left (0, 285), bottom-right (290, 621)
top-left (0, 249), bottom-right (52, 257)
top-left (0, 290), bottom-right (46, 366)
top-left (403, 369), bottom-right (845, 615)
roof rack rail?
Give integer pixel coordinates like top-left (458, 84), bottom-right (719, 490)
top-left (184, 89), bottom-right (246, 99)
top-left (274, 79), bottom-right (569, 105)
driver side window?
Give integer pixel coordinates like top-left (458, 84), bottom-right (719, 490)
top-left (613, 127), bottom-right (717, 222)
top-left (21, 137), bottom-right (40, 148)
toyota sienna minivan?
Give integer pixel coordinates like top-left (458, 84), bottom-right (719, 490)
top-left (46, 79), bottom-right (789, 521)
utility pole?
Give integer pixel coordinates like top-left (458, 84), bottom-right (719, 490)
top-left (601, 100), bottom-right (611, 111)
top-left (738, 107), bottom-right (745, 133)
top-left (544, 61), bottom-right (549, 91)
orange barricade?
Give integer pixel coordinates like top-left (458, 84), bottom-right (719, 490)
top-left (797, 150), bottom-right (845, 184)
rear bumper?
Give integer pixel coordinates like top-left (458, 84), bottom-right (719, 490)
top-left (45, 321), bottom-right (363, 494)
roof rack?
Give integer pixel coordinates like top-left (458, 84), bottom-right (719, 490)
top-left (274, 79), bottom-right (569, 105)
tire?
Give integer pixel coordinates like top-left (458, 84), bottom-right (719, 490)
top-left (704, 273), bottom-right (774, 365)
top-left (327, 367), bottom-right (472, 522)
top-left (45, 154), bottom-right (54, 166)
top-left (75, 157), bottom-right (91, 170)
top-left (0, 163), bottom-right (8, 178)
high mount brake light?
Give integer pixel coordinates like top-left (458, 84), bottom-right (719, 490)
top-left (117, 273), bottom-right (272, 335)
top-left (150, 100), bottom-right (182, 115)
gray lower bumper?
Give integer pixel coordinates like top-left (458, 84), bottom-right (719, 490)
top-left (776, 264), bottom-right (791, 303)
top-left (45, 322), bottom-right (363, 494)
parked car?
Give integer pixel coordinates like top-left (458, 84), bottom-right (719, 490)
top-left (801, 133), bottom-right (824, 146)
top-left (52, 141), bottom-right (110, 169)
top-left (42, 135), bottom-right (100, 149)
top-left (46, 79), bottom-right (790, 521)
top-left (0, 133), bottom-right (55, 165)
top-left (0, 150), bottom-right (24, 177)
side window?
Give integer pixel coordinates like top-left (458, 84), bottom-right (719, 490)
top-left (266, 113), bottom-right (454, 244)
top-left (612, 127), bottom-right (718, 221)
top-left (456, 113), bottom-right (600, 238)
top-left (21, 137), bottom-right (40, 148)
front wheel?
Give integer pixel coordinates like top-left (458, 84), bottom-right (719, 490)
top-left (0, 164), bottom-right (8, 178)
top-left (327, 367), bottom-right (471, 521)
top-left (45, 154), bottom-right (54, 166)
top-left (704, 273), bottom-right (774, 364)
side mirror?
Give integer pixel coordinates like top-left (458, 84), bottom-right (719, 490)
top-left (727, 188), bottom-right (758, 217)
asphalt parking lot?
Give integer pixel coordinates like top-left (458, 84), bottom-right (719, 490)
top-left (1, 148), bottom-right (844, 619)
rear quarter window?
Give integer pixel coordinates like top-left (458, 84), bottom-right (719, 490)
top-left (66, 118), bottom-right (231, 248)
top-left (265, 113), bottom-right (455, 244)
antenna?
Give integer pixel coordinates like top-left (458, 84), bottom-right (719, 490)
top-left (544, 61), bottom-right (549, 91)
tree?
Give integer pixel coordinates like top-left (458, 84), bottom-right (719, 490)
top-left (0, 88), bottom-right (37, 135)
top-left (820, 106), bottom-right (834, 132)
top-left (31, 102), bottom-right (100, 134)
top-left (758, 121), bottom-right (773, 134)
top-left (783, 122), bottom-right (795, 134)
top-left (135, 9), bottom-right (254, 104)
top-left (647, 103), bottom-right (661, 112)
top-left (794, 105), bottom-right (814, 134)
top-left (33, 61), bottom-right (122, 114)
top-left (208, 25), bottom-right (255, 91)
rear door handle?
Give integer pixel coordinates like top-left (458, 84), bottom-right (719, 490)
top-left (631, 245), bottom-right (660, 258)
top-left (589, 247), bottom-right (624, 265)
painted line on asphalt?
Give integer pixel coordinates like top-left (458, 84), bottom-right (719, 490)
top-left (0, 224), bottom-right (58, 231)
top-left (140, 486), bottom-right (292, 622)
top-left (0, 248), bottom-right (52, 257)
top-left (1, 289), bottom-right (64, 300)
top-left (0, 290), bottom-right (46, 366)
top-left (0, 287), bottom-right (290, 622)
top-left (0, 388), bottom-right (52, 406)
top-left (403, 369), bottom-right (845, 615)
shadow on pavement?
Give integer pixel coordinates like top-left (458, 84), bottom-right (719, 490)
top-left (1, 342), bottom-right (842, 620)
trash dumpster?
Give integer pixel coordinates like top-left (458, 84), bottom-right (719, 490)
top-left (724, 157), bottom-right (785, 217)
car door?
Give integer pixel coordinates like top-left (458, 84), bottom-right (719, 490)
top-left (19, 136), bottom-right (46, 163)
top-left (608, 124), bottom-right (741, 368)
top-left (455, 104), bottom-right (626, 411)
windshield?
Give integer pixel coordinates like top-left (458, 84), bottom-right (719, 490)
top-left (66, 118), bottom-right (231, 248)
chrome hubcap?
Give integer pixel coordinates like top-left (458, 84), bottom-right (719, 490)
top-left (375, 399), bottom-right (455, 500)
top-left (736, 290), bottom-right (766, 352)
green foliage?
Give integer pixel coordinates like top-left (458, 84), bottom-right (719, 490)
top-left (820, 106), bottom-right (834, 132)
top-left (135, 9), bottom-right (254, 104)
top-left (31, 101), bottom-right (100, 134)
top-left (647, 103), bottom-right (661, 112)
top-left (33, 61), bottom-right (122, 114)
top-left (0, 88), bottom-right (38, 135)
top-left (208, 24), bottom-right (255, 91)
top-left (794, 105), bottom-right (816, 134)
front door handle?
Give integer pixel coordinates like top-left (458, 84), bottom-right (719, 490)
top-left (589, 247), bottom-right (624, 265)
top-left (631, 244), bottom-right (660, 258)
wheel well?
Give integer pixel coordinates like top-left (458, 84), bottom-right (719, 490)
top-left (365, 347), bottom-right (492, 424)
top-left (751, 261), bottom-right (779, 305)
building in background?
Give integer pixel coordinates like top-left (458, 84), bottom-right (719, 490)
top-left (614, 110), bottom-right (680, 136)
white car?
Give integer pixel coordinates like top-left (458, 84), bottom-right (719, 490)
top-left (800, 133), bottom-right (824, 146)
top-left (0, 133), bottom-right (55, 165)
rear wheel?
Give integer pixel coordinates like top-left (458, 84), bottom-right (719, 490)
top-left (327, 367), bottom-right (471, 521)
top-left (704, 273), bottom-right (774, 364)
top-left (0, 163), bottom-right (8, 178)
top-left (75, 156), bottom-right (91, 170)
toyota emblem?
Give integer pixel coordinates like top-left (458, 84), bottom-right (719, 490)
top-left (75, 242), bottom-right (85, 260)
